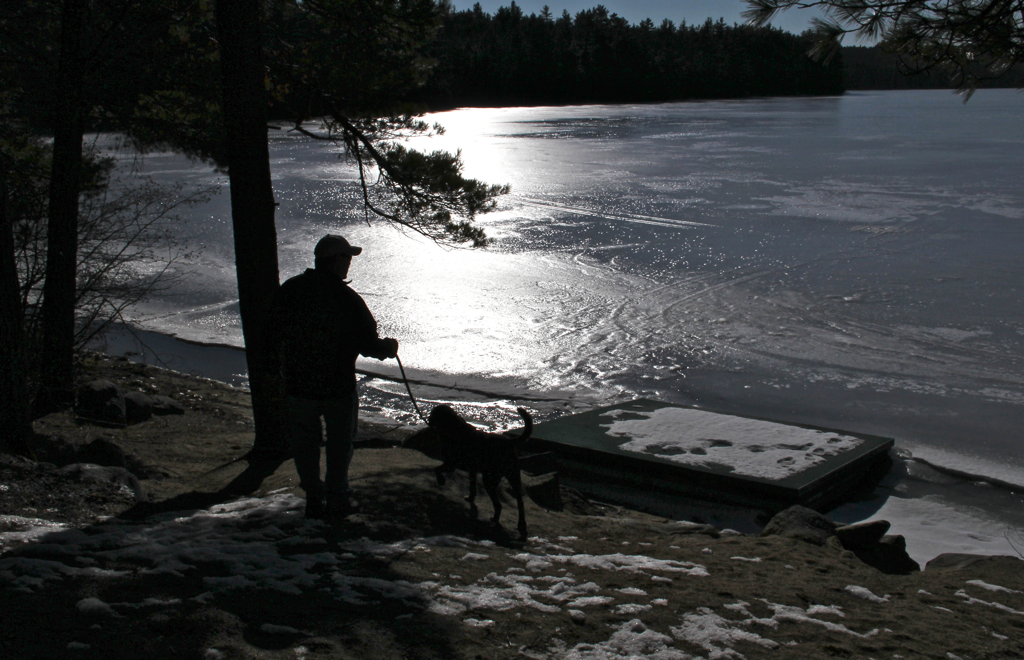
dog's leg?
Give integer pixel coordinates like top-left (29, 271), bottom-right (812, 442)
top-left (467, 469), bottom-right (477, 502)
top-left (482, 473), bottom-right (503, 526)
top-left (507, 469), bottom-right (528, 539)
top-left (467, 469), bottom-right (479, 519)
top-left (434, 465), bottom-right (447, 486)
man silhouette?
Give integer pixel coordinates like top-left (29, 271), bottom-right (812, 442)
top-left (271, 234), bottom-right (398, 518)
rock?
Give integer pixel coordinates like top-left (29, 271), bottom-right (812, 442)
top-left (561, 486), bottom-right (603, 517)
top-left (29, 434), bottom-right (80, 467)
top-left (760, 505), bottom-right (837, 546)
top-left (825, 535), bottom-right (846, 553)
top-left (926, 553), bottom-right (988, 571)
top-left (849, 534), bottom-right (919, 575)
top-left (78, 438), bottom-right (127, 468)
top-left (123, 391), bottom-right (154, 423)
top-left (880, 533), bottom-right (906, 551)
top-left (926, 553), bottom-right (1024, 571)
top-left (664, 521), bottom-right (721, 538)
top-left (836, 520), bottom-right (891, 549)
top-left (75, 380), bottom-right (126, 425)
top-left (58, 463), bottom-right (148, 502)
top-left (524, 472), bottom-right (563, 511)
top-left (151, 394), bottom-right (185, 416)
top-left (829, 520), bottom-right (919, 574)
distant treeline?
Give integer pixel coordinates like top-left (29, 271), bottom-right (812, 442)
top-left (842, 46), bottom-right (1024, 90)
top-left (415, 3), bottom-right (845, 108)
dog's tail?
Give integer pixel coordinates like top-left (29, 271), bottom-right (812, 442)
top-left (510, 407), bottom-right (533, 447)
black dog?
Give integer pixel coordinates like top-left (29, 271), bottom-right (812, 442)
top-left (404, 405), bottom-right (533, 539)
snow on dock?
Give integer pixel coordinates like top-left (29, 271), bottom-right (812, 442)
top-left (529, 399), bottom-right (893, 513)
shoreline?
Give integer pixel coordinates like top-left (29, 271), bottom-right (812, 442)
top-left (88, 323), bottom-right (1024, 565)
top-left (6, 370), bottom-right (1024, 660)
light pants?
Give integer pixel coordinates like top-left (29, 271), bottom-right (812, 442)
top-left (287, 393), bottom-right (357, 504)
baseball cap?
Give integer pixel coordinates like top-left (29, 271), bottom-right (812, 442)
top-left (314, 234), bottom-right (362, 258)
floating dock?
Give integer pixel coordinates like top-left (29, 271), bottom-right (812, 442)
top-left (528, 399), bottom-right (893, 514)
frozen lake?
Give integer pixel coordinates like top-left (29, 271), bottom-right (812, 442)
top-left (106, 90), bottom-right (1024, 562)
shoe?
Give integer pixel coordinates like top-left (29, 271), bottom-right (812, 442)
top-left (304, 497), bottom-right (325, 519)
top-left (326, 498), bottom-right (360, 519)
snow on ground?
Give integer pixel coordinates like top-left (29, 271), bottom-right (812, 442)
top-left (844, 585), bottom-right (889, 603)
top-left (3, 493), bottom-right (1023, 658)
top-left (600, 407), bottom-right (862, 480)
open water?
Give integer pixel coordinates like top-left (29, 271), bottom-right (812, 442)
top-left (103, 90), bottom-right (1024, 562)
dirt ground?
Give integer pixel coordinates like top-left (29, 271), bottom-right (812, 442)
top-left (2, 354), bottom-right (1023, 659)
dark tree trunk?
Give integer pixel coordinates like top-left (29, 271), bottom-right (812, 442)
top-left (0, 158), bottom-right (33, 454)
top-left (35, 0), bottom-right (87, 416)
top-left (215, 0), bottom-right (289, 452)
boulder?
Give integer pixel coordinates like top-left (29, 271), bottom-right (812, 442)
top-left (78, 438), bottom-right (127, 468)
top-left (836, 520), bottom-right (891, 548)
top-left (123, 391), bottom-right (154, 423)
top-left (523, 472), bottom-right (562, 511)
top-left (664, 521), bottom-right (721, 538)
top-left (760, 505), bottom-right (837, 546)
top-left (151, 394), bottom-right (185, 416)
top-left (75, 380), bottom-right (126, 425)
top-left (926, 553), bottom-right (988, 571)
top-left (57, 463), bottom-right (147, 502)
top-left (849, 534), bottom-right (920, 575)
top-left (926, 553), bottom-right (1024, 571)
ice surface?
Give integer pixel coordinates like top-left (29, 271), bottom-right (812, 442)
top-left (600, 407), bottom-right (861, 480)
top-left (95, 90), bottom-right (1024, 562)
top-left (831, 494), bottom-right (1021, 566)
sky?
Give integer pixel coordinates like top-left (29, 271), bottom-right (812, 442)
top-left (454, 0), bottom-right (826, 35)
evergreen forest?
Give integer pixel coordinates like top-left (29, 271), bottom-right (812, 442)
top-left (414, 3), bottom-right (846, 108)
top-left (842, 46), bottom-right (1024, 90)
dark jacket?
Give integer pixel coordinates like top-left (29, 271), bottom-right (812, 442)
top-left (270, 268), bottom-right (392, 399)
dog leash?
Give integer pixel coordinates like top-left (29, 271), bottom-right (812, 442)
top-left (395, 354), bottom-right (429, 424)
